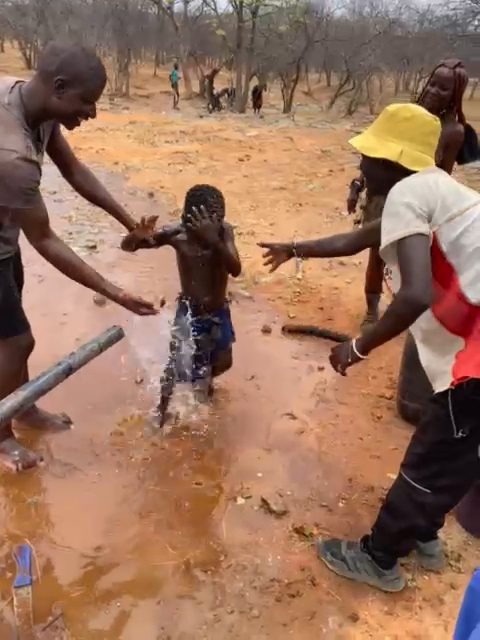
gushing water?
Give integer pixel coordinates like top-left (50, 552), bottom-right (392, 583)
top-left (127, 312), bottom-right (173, 395)
top-left (125, 302), bottom-right (208, 431)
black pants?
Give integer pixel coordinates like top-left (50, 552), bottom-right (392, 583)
top-left (367, 379), bottom-right (480, 567)
top-left (0, 249), bottom-right (29, 339)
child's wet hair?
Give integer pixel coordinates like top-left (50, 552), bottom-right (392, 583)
top-left (183, 184), bottom-right (225, 224)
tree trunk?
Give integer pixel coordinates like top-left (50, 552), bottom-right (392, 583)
top-left (411, 70), bottom-right (425, 100)
top-left (206, 67), bottom-right (220, 104)
top-left (377, 73), bottom-right (384, 96)
top-left (345, 83), bottom-right (363, 116)
top-left (18, 44), bottom-right (33, 70)
top-left (394, 72), bottom-right (401, 96)
top-left (234, 1), bottom-right (245, 112)
top-left (114, 47), bottom-right (131, 97)
top-left (237, 6), bottom-right (259, 113)
top-left (366, 76), bottom-right (375, 115)
top-left (153, 3), bottom-right (163, 77)
top-left (328, 71), bottom-right (352, 109)
top-left (125, 48), bottom-right (131, 98)
top-left (305, 63), bottom-right (312, 95)
top-left (324, 65), bottom-right (332, 88)
top-left (281, 80), bottom-right (294, 113)
top-left (17, 39), bottom-right (36, 70)
top-left (281, 66), bottom-right (301, 114)
top-left (192, 57), bottom-right (207, 97)
top-left (198, 73), bottom-right (206, 99)
top-left (469, 79), bottom-right (479, 100)
top-left (181, 58), bottom-right (193, 99)
top-left (402, 71), bottom-right (413, 93)
top-left (239, 69), bottom-right (253, 113)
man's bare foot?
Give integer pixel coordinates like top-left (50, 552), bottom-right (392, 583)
top-left (14, 406), bottom-right (73, 432)
top-left (0, 437), bottom-right (42, 472)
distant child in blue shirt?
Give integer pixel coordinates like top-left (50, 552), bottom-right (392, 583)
top-left (169, 62), bottom-right (181, 109)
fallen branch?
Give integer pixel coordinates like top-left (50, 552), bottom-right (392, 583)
top-left (282, 324), bottom-right (350, 343)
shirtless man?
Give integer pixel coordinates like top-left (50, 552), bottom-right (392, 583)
top-left (0, 42), bottom-right (157, 471)
top-left (121, 184), bottom-right (241, 426)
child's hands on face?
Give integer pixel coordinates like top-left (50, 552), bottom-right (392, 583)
top-left (121, 215), bottom-right (159, 252)
top-left (186, 206), bottom-right (221, 246)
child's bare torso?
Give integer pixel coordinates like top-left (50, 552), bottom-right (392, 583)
top-left (173, 230), bottom-right (229, 312)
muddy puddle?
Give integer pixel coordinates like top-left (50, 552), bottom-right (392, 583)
top-left (0, 163), bottom-right (350, 639)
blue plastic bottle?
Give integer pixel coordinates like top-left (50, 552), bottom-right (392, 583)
top-left (455, 569), bottom-right (480, 640)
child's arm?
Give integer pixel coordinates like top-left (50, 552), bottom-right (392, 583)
top-left (217, 222), bottom-right (242, 277)
top-left (152, 224), bottom-right (183, 247)
top-left (121, 218), bottom-right (182, 252)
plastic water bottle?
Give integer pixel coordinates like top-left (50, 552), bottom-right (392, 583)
top-left (454, 569), bottom-right (480, 640)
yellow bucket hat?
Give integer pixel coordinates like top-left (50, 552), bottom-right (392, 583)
top-left (349, 103), bottom-right (441, 172)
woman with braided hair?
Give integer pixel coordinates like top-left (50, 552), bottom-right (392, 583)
top-left (418, 58), bottom-right (469, 172)
top-left (347, 58), bottom-right (470, 328)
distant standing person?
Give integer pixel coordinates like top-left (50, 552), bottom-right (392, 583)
top-left (0, 42), bottom-right (157, 471)
top-left (347, 59), bottom-right (469, 328)
top-left (170, 62), bottom-right (181, 110)
top-left (252, 83), bottom-right (266, 115)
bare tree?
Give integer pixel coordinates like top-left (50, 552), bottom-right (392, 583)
top-left (2, 0), bottom-right (55, 69)
top-left (0, 0), bottom-right (476, 118)
top-left (204, 0), bottom-right (266, 112)
top-left (148, 0), bottom-right (206, 98)
top-left (259, 1), bottom-right (327, 114)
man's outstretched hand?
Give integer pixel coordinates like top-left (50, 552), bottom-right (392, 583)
top-left (112, 290), bottom-right (158, 316)
top-left (121, 215), bottom-right (159, 252)
top-left (258, 242), bottom-right (293, 273)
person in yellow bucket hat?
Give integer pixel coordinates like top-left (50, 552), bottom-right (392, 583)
top-left (347, 59), bottom-right (469, 330)
top-left (259, 102), bottom-right (480, 593)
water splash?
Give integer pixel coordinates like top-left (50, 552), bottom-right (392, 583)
top-left (127, 312), bottom-right (173, 397)
top-left (125, 301), bottom-right (208, 431)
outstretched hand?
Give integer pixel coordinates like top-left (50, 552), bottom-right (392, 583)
top-left (114, 290), bottom-right (158, 316)
top-left (121, 215), bottom-right (159, 252)
top-left (258, 242), bottom-right (293, 273)
top-left (186, 206), bottom-right (221, 246)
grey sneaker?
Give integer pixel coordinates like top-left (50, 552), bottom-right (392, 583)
top-left (415, 539), bottom-right (446, 572)
top-left (316, 538), bottom-right (406, 593)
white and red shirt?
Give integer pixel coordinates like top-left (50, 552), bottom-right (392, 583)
top-left (381, 167), bottom-right (480, 393)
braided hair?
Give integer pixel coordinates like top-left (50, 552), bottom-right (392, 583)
top-left (182, 184), bottom-right (225, 225)
top-left (417, 58), bottom-right (469, 125)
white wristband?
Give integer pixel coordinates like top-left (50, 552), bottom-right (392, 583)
top-left (352, 338), bottom-right (368, 360)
